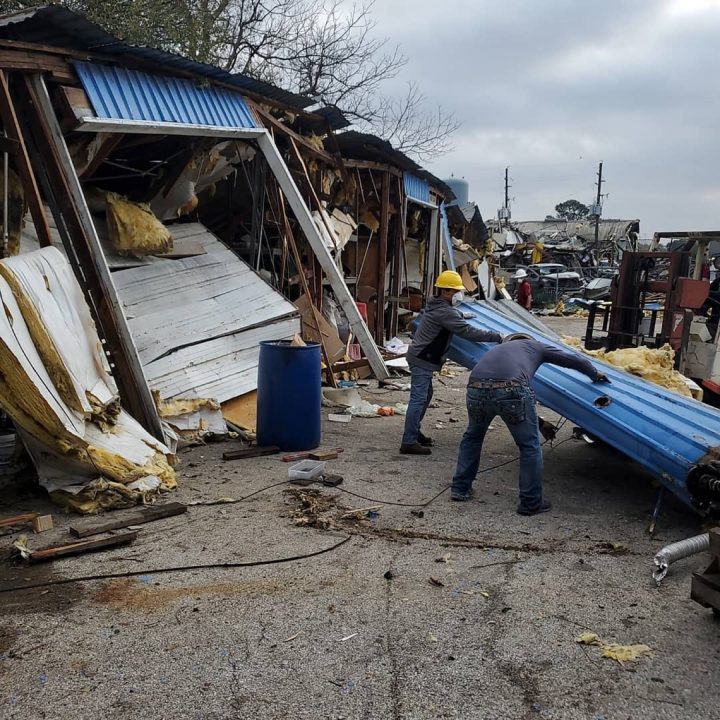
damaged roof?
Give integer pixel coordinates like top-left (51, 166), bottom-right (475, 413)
top-left (0, 4), bottom-right (315, 112)
top-left (330, 131), bottom-right (455, 200)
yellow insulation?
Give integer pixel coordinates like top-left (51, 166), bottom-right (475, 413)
top-left (156, 396), bottom-right (220, 417)
top-left (0, 264), bottom-right (86, 413)
top-left (106, 192), bottom-right (173, 256)
top-left (564, 337), bottom-right (693, 398)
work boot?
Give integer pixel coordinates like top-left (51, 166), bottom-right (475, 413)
top-left (418, 432), bottom-right (434, 447)
top-left (399, 442), bottom-right (432, 455)
top-left (516, 499), bottom-right (552, 516)
top-left (450, 488), bottom-right (474, 502)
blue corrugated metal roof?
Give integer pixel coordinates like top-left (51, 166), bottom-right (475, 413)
top-left (74, 61), bottom-right (258, 128)
top-left (403, 173), bottom-right (430, 203)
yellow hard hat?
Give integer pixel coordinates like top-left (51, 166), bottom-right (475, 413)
top-left (435, 270), bottom-right (464, 291)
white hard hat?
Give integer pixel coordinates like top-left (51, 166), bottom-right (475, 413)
top-left (513, 269), bottom-right (528, 279)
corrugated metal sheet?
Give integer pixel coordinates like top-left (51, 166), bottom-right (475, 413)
top-left (74, 61), bottom-right (258, 128)
top-left (0, 5), bottom-right (314, 111)
top-left (21, 217), bottom-right (301, 402)
top-left (112, 225), bottom-right (300, 400)
top-left (403, 173), bottom-right (430, 203)
top-left (448, 300), bottom-right (720, 515)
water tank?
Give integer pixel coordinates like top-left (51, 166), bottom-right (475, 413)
top-left (444, 176), bottom-right (469, 206)
top-left (256, 340), bottom-right (322, 451)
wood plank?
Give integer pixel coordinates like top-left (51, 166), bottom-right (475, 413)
top-left (27, 532), bottom-right (138, 563)
top-left (376, 171), bottom-right (390, 341)
top-left (0, 70), bottom-right (53, 249)
top-left (221, 391), bottom-right (257, 432)
top-left (0, 512), bottom-right (38, 528)
top-left (223, 446), bottom-right (280, 461)
top-left (343, 159), bottom-right (402, 177)
top-left (69, 502), bottom-right (187, 538)
top-left (252, 103), bottom-right (336, 165)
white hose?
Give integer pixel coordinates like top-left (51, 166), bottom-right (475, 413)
top-left (653, 533), bottom-right (710, 585)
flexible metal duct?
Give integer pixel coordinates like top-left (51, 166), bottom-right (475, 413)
top-left (653, 533), bottom-right (710, 585)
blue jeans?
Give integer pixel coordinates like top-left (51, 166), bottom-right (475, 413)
top-left (451, 385), bottom-right (544, 510)
top-left (401, 365), bottom-right (434, 444)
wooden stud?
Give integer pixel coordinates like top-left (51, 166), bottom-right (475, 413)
top-left (0, 512), bottom-right (38, 528)
top-left (69, 502), bottom-right (187, 539)
top-left (376, 171), bottom-right (390, 342)
top-left (26, 532), bottom-right (138, 564)
top-left (222, 445), bottom-right (280, 461)
top-left (0, 70), bottom-right (53, 248)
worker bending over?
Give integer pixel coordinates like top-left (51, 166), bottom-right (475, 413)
top-left (401, 271), bottom-right (502, 455)
top-left (450, 333), bottom-right (608, 513)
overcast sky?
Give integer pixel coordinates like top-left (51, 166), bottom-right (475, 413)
top-left (370, 0), bottom-right (720, 234)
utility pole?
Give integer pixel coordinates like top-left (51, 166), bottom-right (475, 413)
top-left (499, 167), bottom-right (511, 227)
top-left (594, 161), bottom-right (603, 247)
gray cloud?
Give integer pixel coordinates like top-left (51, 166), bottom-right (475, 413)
top-left (368, 0), bottom-right (720, 231)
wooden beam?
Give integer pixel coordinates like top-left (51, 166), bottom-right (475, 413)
top-left (223, 446), bottom-right (280, 461)
top-left (0, 71), bottom-right (53, 248)
top-left (69, 502), bottom-right (187, 538)
top-left (80, 133), bottom-right (125, 179)
top-left (376, 171), bottom-right (390, 342)
top-left (26, 532), bottom-right (138, 564)
top-left (251, 103), bottom-right (337, 165)
top-left (0, 50), bottom-right (75, 83)
top-left (22, 73), bottom-right (164, 440)
top-left (389, 176), bottom-right (405, 337)
top-left (343, 159), bottom-right (402, 177)
top-left (0, 512), bottom-right (38, 528)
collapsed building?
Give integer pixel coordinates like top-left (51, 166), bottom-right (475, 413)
top-left (0, 5), bottom-right (491, 510)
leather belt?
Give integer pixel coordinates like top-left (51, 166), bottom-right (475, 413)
top-left (468, 380), bottom-right (523, 389)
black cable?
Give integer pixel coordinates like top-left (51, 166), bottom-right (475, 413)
top-left (0, 535), bottom-right (352, 594)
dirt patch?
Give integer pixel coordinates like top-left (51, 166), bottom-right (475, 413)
top-left (0, 624), bottom-right (19, 654)
top-left (92, 577), bottom-right (286, 612)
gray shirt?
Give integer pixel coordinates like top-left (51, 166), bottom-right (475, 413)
top-left (469, 338), bottom-right (599, 385)
top-left (408, 297), bottom-right (502, 371)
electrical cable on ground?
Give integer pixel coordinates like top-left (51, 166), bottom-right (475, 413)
top-left (0, 535), bottom-right (352, 594)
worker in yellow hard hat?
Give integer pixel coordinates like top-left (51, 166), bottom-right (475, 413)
top-left (401, 270), bottom-right (503, 455)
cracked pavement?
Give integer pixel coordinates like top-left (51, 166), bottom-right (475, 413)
top-left (1, 317), bottom-right (719, 720)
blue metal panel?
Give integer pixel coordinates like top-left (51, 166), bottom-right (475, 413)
top-left (404, 173), bottom-right (430, 203)
top-left (74, 61), bottom-right (259, 129)
top-left (447, 300), bottom-right (720, 514)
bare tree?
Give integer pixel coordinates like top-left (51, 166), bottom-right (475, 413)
top-left (0, 0), bottom-right (460, 159)
top-left (371, 83), bottom-right (461, 161)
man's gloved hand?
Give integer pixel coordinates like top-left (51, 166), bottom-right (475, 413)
top-left (538, 417), bottom-right (557, 442)
top-left (593, 372), bottom-right (610, 383)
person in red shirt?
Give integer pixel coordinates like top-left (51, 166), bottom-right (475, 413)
top-left (514, 269), bottom-right (532, 310)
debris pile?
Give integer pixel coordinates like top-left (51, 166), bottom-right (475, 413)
top-left (0, 247), bottom-right (175, 512)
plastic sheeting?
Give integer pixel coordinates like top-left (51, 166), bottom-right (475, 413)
top-left (0, 247), bottom-right (175, 512)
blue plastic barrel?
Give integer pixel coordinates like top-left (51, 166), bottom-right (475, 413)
top-left (256, 340), bottom-right (322, 451)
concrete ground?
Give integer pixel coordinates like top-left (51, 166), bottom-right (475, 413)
top-left (1, 315), bottom-right (719, 720)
